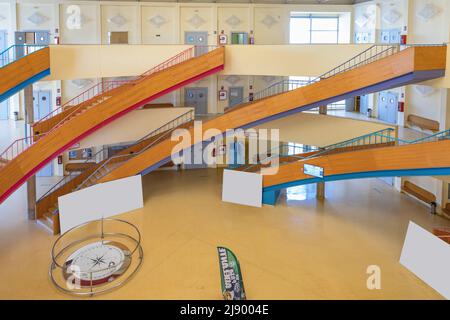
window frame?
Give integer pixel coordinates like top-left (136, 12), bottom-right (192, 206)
top-left (290, 13), bottom-right (340, 44)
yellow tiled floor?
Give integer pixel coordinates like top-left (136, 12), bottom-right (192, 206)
top-left (0, 169), bottom-right (449, 299)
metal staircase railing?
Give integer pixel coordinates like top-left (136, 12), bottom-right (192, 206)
top-left (73, 109), bottom-right (196, 192)
top-left (230, 44), bottom-right (401, 107)
top-left (0, 44), bottom-right (47, 68)
top-left (372, 128), bottom-right (450, 145)
top-left (36, 109), bottom-right (195, 203)
top-left (241, 128), bottom-right (396, 172)
top-left (0, 46), bottom-right (218, 167)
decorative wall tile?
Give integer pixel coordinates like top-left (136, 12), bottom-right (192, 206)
top-left (414, 85), bottom-right (436, 97)
top-left (355, 14), bottom-right (369, 28)
top-left (382, 9), bottom-right (402, 25)
top-left (148, 14), bottom-right (167, 28)
top-left (108, 14), bottom-right (127, 27)
top-left (27, 12), bottom-right (49, 26)
top-left (225, 15), bottom-right (241, 27)
top-left (187, 14), bottom-right (206, 29)
top-left (417, 3), bottom-right (441, 21)
top-left (260, 15), bottom-right (278, 29)
top-left (225, 75), bottom-right (241, 85)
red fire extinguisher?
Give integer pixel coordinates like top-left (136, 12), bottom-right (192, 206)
top-left (400, 34), bottom-right (407, 45)
top-left (398, 101), bottom-right (405, 112)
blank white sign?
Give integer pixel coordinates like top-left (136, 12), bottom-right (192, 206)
top-left (222, 169), bottom-right (262, 207)
top-left (400, 221), bottom-right (450, 299)
top-left (58, 175), bottom-right (144, 233)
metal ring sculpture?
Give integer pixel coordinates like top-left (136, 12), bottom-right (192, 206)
top-left (49, 218), bottom-right (143, 296)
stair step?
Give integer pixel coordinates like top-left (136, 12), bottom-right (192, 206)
top-left (36, 217), bottom-right (53, 233)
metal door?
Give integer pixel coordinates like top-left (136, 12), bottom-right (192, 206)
top-left (378, 92), bottom-right (398, 124)
top-left (185, 88), bottom-right (208, 115)
top-left (14, 31), bottom-right (26, 58)
top-left (34, 31), bottom-right (50, 45)
top-left (33, 90), bottom-right (51, 121)
top-left (360, 95), bottom-right (369, 115)
top-left (229, 87), bottom-right (243, 108)
top-left (184, 31), bottom-right (208, 56)
top-left (36, 89), bottom-right (54, 175)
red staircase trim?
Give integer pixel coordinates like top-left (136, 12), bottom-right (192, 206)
top-left (0, 64), bottom-right (224, 204)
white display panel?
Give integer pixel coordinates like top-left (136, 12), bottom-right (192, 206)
top-left (58, 175), bottom-right (144, 233)
top-left (222, 169), bottom-right (262, 208)
top-left (400, 221), bottom-right (450, 299)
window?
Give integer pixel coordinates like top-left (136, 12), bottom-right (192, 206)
top-left (290, 14), bottom-right (340, 44)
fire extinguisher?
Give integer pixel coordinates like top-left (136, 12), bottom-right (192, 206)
top-left (56, 96), bottom-right (61, 106)
top-left (398, 101), bottom-right (405, 112)
top-left (249, 30), bottom-right (254, 45)
top-left (400, 34), bottom-right (407, 45)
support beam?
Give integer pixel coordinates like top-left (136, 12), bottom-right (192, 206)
top-left (27, 176), bottom-right (36, 220)
top-left (317, 181), bottom-right (325, 200)
top-left (24, 85), bottom-right (35, 220)
top-left (262, 189), bottom-right (281, 206)
top-left (319, 105), bottom-right (327, 115)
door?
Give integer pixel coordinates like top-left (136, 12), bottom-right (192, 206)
top-left (36, 91), bottom-right (54, 177)
top-left (0, 30), bottom-right (8, 119)
top-left (378, 92), bottom-right (398, 124)
top-left (184, 31), bottom-right (208, 56)
top-left (33, 90), bottom-right (51, 121)
top-left (34, 31), bottom-right (50, 45)
top-left (227, 141), bottom-right (245, 168)
top-left (185, 88), bottom-right (208, 115)
top-left (229, 87), bottom-right (243, 108)
top-left (360, 95), bottom-right (369, 115)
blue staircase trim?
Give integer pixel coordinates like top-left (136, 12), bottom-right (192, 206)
top-left (262, 189), bottom-right (281, 206)
top-left (262, 167), bottom-right (450, 205)
top-left (0, 68), bottom-right (50, 103)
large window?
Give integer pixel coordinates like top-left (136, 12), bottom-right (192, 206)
top-left (290, 14), bottom-right (340, 44)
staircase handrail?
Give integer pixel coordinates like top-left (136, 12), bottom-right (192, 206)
top-left (242, 127), bottom-right (396, 172)
top-left (36, 109), bottom-right (195, 202)
top-left (0, 46), bottom-right (206, 167)
top-left (0, 44), bottom-right (47, 68)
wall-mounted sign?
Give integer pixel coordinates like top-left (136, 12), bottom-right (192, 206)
top-left (219, 89), bottom-right (228, 101)
top-left (219, 34), bottom-right (228, 45)
top-left (304, 164), bottom-right (324, 178)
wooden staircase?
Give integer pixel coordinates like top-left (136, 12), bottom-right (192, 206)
top-left (0, 47), bottom-right (224, 205)
top-left (90, 45), bottom-right (447, 188)
top-left (35, 113), bottom-right (195, 234)
top-left (0, 45), bottom-right (50, 102)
